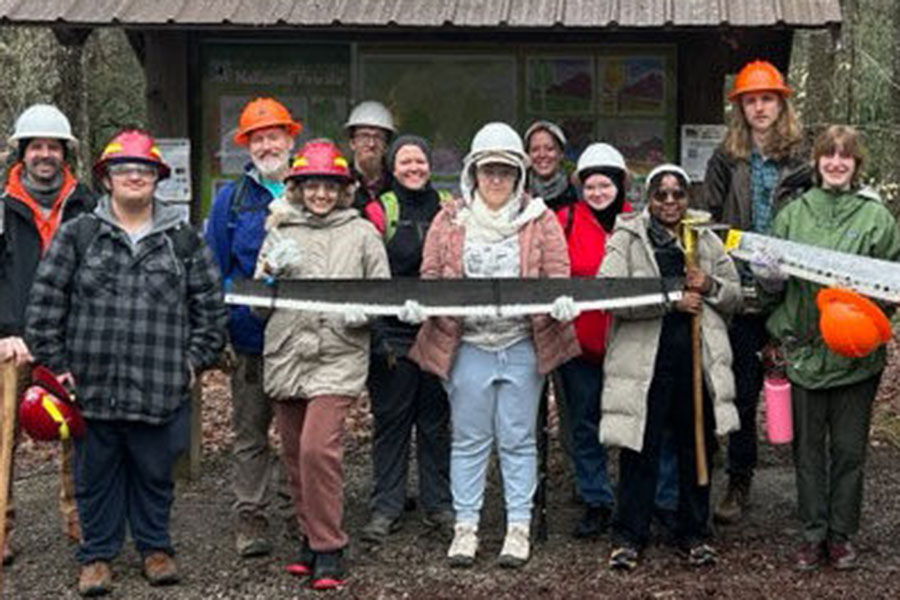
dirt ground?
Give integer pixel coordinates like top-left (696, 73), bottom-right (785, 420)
top-left (5, 355), bottom-right (900, 599)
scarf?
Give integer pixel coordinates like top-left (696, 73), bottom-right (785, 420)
top-left (461, 191), bottom-right (547, 243)
top-left (528, 169), bottom-right (569, 204)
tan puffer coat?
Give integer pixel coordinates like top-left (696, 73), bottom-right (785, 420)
top-left (255, 198), bottom-right (389, 400)
top-left (598, 209), bottom-right (741, 453)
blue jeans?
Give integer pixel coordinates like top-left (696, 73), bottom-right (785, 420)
top-left (74, 403), bottom-right (189, 563)
top-left (655, 428), bottom-right (679, 512)
top-left (557, 357), bottom-right (614, 508)
top-left (446, 340), bottom-right (544, 524)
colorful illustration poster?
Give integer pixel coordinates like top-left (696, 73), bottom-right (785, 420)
top-left (598, 56), bottom-right (666, 116)
top-left (596, 119), bottom-right (666, 175)
top-left (526, 58), bottom-right (593, 114)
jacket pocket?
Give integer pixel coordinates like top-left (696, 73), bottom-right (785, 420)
top-left (143, 254), bottom-right (184, 305)
top-left (76, 253), bottom-right (116, 298)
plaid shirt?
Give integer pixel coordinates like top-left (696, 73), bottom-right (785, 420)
top-left (750, 148), bottom-right (779, 234)
top-left (26, 204), bottom-right (227, 424)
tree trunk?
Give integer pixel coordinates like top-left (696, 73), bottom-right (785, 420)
top-left (805, 30), bottom-right (835, 139)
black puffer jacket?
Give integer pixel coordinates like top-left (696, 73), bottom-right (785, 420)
top-left (0, 173), bottom-right (95, 336)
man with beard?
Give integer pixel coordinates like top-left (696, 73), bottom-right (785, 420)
top-left (205, 97), bottom-right (301, 557)
top-left (0, 103), bottom-right (96, 563)
top-left (345, 100), bottom-right (396, 211)
top-left (26, 129), bottom-right (226, 596)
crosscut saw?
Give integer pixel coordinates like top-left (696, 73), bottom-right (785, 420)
top-left (725, 229), bottom-right (900, 303)
top-left (225, 277), bottom-right (685, 317)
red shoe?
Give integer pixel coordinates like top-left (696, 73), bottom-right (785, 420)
top-left (310, 549), bottom-right (346, 591)
top-left (828, 540), bottom-right (858, 570)
top-left (793, 541), bottom-right (826, 571)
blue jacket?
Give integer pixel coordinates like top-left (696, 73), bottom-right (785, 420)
top-left (205, 166), bottom-right (275, 354)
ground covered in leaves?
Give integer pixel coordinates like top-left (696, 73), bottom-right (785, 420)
top-left (6, 340), bottom-right (900, 599)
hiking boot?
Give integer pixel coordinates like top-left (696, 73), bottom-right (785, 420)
top-left (573, 504), bottom-right (612, 539)
top-left (793, 541), bottom-right (826, 571)
top-left (827, 540), bottom-right (858, 570)
top-left (685, 542), bottom-right (718, 567)
top-left (447, 522), bottom-right (478, 568)
top-left (2, 536), bottom-right (14, 566)
top-left (310, 549), bottom-right (346, 591)
top-left (361, 513), bottom-right (401, 544)
top-left (78, 561), bottom-right (112, 597)
top-left (714, 475), bottom-right (751, 524)
top-left (497, 521), bottom-right (531, 568)
top-left (609, 545), bottom-right (639, 571)
top-left (285, 537), bottom-right (316, 578)
top-left (423, 509), bottom-right (455, 540)
top-left (143, 551), bottom-right (180, 586)
top-left (235, 513), bottom-right (272, 557)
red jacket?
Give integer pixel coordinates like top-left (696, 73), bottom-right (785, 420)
top-left (556, 200), bottom-right (633, 364)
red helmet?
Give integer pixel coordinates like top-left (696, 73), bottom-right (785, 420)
top-left (93, 129), bottom-right (171, 181)
top-left (19, 385), bottom-right (85, 442)
top-left (286, 139), bottom-right (352, 183)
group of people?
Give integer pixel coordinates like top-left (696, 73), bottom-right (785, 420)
top-left (0, 57), bottom-right (897, 596)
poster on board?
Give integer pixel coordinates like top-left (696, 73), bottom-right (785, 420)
top-left (681, 125), bottom-right (727, 182)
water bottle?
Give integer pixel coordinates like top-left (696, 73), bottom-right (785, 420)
top-left (764, 376), bottom-right (793, 444)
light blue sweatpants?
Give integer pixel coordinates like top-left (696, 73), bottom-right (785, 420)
top-left (445, 339), bottom-right (544, 524)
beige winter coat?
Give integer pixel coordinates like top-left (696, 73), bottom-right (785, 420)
top-left (598, 209), bottom-right (741, 453)
top-left (255, 199), bottom-right (389, 400)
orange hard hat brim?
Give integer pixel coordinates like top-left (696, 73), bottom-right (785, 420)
top-left (233, 120), bottom-right (302, 147)
top-left (727, 82), bottom-right (792, 102)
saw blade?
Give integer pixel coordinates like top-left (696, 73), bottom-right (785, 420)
top-left (225, 277), bottom-right (685, 317)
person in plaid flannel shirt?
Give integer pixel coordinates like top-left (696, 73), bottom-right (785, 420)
top-left (25, 129), bottom-right (227, 597)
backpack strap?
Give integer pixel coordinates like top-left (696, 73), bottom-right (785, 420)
top-left (167, 222), bottom-right (203, 263)
top-left (73, 214), bottom-right (102, 265)
top-left (380, 191), bottom-right (400, 243)
top-left (222, 175), bottom-right (251, 276)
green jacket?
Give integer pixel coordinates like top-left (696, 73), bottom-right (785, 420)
top-left (766, 187), bottom-right (900, 389)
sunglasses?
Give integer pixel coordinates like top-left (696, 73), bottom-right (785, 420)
top-left (651, 188), bottom-right (687, 202)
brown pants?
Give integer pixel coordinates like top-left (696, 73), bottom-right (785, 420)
top-left (275, 395), bottom-right (353, 552)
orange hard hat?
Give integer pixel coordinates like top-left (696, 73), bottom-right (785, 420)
top-left (233, 98), bottom-right (302, 146)
top-left (93, 129), bottom-right (171, 180)
top-left (285, 139), bottom-right (352, 182)
top-left (728, 60), bottom-right (792, 101)
top-left (816, 288), bottom-right (891, 358)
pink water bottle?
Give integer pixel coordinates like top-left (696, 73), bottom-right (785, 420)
top-left (764, 376), bottom-right (793, 444)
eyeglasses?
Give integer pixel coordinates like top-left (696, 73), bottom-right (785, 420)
top-left (477, 164), bottom-right (518, 180)
top-left (352, 132), bottom-right (387, 146)
top-left (651, 188), bottom-right (687, 203)
top-left (107, 162), bottom-right (158, 178)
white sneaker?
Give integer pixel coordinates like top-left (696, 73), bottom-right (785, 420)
top-left (498, 521), bottom-right (530, 568)
top-left (447, 522), bottom-right (478, 568)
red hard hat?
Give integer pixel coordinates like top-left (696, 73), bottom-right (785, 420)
top-left (19, 385), bottom-right (85, 442)
top-left (816, 288), bottom-right (891, 358)
top-left (728, 60), bottom-right (792, 101)
top-left (233, 98), bottom-right (302, 146)
top-left (93, 129), bottom-right (171, 181)
top-left (286, 139), bottom-right (352, 182)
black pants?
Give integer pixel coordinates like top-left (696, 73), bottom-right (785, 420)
top-left (612, 354), bottom-right (715, 549)
top-left (725, 314), bottom-right (768, 479)
top-left (368, 355), bottom-right (452, 518)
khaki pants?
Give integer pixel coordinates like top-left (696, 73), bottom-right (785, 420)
top-left (275, 395), bottom-right (353, 552)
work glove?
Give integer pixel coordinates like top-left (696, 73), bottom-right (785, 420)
top-left (342, 305), bottom-right (369, 328)
top-left (265, 236), bottom-right (302, 276)
top-left (748, 246), bottom-right (787, 293)
top-left (397, 299), bottom-right (427, 325)
top-left (550, 295), bottom-right (580, 322)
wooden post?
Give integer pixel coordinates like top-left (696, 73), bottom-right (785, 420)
top-left (0, 362), bottom-right (18, 593)
top-left (682, 221), bottom-right (710, 487)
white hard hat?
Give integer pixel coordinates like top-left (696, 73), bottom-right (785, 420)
top-left (9, 104), bottom-right (78, 147)
top-left (524, 120), bottom-right (567, 150)
top-left (646, 163), bottom-right (692, 188)
top-left (345, 100), bottom-right (396, 134)
top-left (466, 122), bottom-right (528, 163)
top-left (576, 143), bottom-right (627, 181)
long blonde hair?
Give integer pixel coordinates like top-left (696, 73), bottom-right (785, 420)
top-left (722, 95), bottom-right (804, 161)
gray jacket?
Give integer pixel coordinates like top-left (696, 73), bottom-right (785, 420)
top-left (598, 209), bottom-right (741, 452)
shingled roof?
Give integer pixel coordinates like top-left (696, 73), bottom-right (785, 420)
top-left (0, 0), bottom-right (841, 29)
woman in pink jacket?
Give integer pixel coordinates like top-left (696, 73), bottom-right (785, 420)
top-left (405, 122), bottom-right (580, 569)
